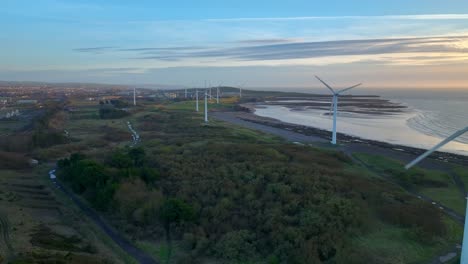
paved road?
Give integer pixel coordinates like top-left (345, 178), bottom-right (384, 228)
top-left (49, 170), bottom-right (157, 264)
top-left (212, 112), bottom-right (327, 144)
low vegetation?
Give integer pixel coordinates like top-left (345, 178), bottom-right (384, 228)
top-left (55, 103), bottom-right (461, 264)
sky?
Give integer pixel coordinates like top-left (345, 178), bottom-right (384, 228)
top-left (2, 0), bottom-right (468, 89)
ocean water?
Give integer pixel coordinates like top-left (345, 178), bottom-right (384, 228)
top-left (252, 88), bottom-right (468, 156)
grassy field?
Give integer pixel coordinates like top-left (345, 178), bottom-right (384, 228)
top-left (0, 167), bottom-right (127, 263)
top-left (353, 152), bottom-right (466, 215)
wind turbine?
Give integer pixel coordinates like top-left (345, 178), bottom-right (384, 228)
top-left (315, 76), bottom-right (361, 145)
top-left (195, 89), bottom-right (199, 112)
top-left (133, 87), bottom-right (136, 106)
top-left (405, 126), bottom-right (468, 262)
top-left (204, 89), bottom-right (208, 123)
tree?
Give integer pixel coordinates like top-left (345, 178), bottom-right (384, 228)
top-left (129, 147), bottom-right (146, 166)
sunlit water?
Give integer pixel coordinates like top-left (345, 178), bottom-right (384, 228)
top-left (252, 89), bottom-right (468, 156)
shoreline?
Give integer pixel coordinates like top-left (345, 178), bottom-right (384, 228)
top-left (232, 105), bottom-right (468, 166)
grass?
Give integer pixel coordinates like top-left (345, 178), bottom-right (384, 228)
top-left (164, 98), bottom-right (237, 112)
top-left (352, 216), bottom-right (462, 264)
top-left (136, 241), bottom-right (172, 263)
top-left (453, 165), bottom-right (468, 190)
top-left (353, 224), bottom-right (434, 263)
top-left (419, 187), bottom-right (466, 215)
top-left (354, 153), bottom-right (465, 215)
top-left (0, 119), bottom-right (28, 134)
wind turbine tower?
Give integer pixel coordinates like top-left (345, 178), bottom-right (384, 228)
top-left (405, 126), bottom-right (468, 262)
top-left (195, 89), bottom-right (199, 112)
top-left (204, 90), bottom-right (208, 123)
top-left (315, 76), bottom-right (361, 145)
top-left (133, 88), bottom-right (136, 106)
top-left (216, 86), bottom-right (220, 104)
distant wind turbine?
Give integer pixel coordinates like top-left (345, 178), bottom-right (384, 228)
top-left (195, 89), bottom-right (199, 112)
top-left (133, 87), bottom-right (136, 106)
top-left (204, 89), bottom-right (208, 123)
top-left (315, 76), bottom-right (361, 145)
top-left (405, 126), bottom-right (468, 263)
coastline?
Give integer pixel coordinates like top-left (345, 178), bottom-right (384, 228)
top-left (231, 104), bottom-right (468, 166)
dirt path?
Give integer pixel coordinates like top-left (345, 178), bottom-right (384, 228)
top-left (127, 121), bottom-right (140, 146)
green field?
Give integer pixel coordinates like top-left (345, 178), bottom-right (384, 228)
top-left (354, 152), bottom-right (466, 215)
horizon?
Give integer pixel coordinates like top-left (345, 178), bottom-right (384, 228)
top-left (2, 1), bottom-right (468, 88)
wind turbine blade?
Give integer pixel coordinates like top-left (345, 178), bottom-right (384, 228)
top-left (315, 75), bottom-right (335, 94)
top-left (337, 83), bottom-right (362, 95)
top-left (405, 126), bottom-right (468, 169)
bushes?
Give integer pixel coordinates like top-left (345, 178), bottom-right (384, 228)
top-left (378, 201), bottom-right (446, 243)
top-left (32, 130), bottom-right (67, 148)
top-left (214, 230), bottom-right (257, 261)
top-left (0, 151), bottom-right (31, 169)
top-left (56, 109), bottom-right (450, 263)
top-left (57, 154), bottom-right (115, 210)
top-left (114, 178), bottom-right (164, 224)
top-left (160, 198), bottom-right (195, 229)
top-left (99, 105), bottom-right (129, 119)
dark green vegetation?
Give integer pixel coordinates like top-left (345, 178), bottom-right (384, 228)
top-left (56, 101), bottom-right (462, 264)
top-left (99, 104), bottom-right (130, 119)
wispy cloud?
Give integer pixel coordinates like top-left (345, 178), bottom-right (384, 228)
top-left (204, 14), bottom-right (468, 22)
top-left (73, 46), bottom-right (117, 54)
top-left (128, 35), bottom-right (468, 65)
top-left (119, 46), bottom-right (208, 52)
top-left (235, 38), bottom-right (300, 45)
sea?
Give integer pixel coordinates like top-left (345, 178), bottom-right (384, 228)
top-left (251, 88), bottom-right (468, 156)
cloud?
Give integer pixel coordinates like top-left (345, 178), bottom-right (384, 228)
top-left (235, 38), bottom-right (300, 45)
top-left (204, 14), bottom-right (468, 22)
top-left (119, 46), bottom-right (208, 52)
top-left (73, 46), bottom-right (117, 53)
top-left (129, 35), bottom-right (468, 65)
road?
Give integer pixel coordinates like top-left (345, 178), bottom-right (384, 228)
top-left (49, 170), bottom-right (157, 264)
top-left (212, 112), bottom-right (327, 144)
